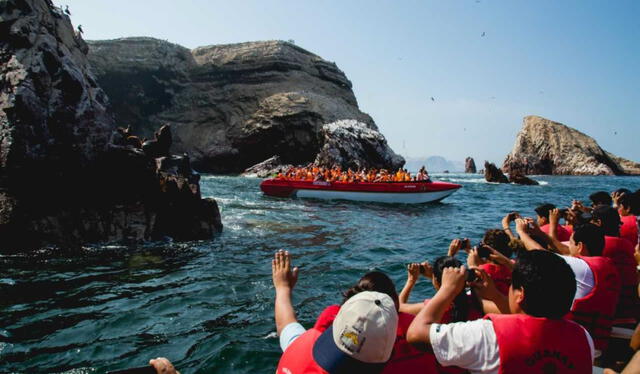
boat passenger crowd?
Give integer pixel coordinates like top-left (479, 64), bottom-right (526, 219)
top-left (275, 165), bottom-right (431, 183)
top-left (144, 189), bottom-right (640, 374)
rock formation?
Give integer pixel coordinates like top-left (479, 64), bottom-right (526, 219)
top-left (87, 38), bottom-right (404, 173)
top-left (507, 171), bottom-right (539, 186)
top-left (484, 162), bottom-right (509, 184)
top-left (465, 157), bottom-right (477, 173)
top-left (242, 155), bottom-right (292, 178)
top-left (0, 0), bottom-right (221, 251)
top-left (503, 116), bottom-right (640, 176)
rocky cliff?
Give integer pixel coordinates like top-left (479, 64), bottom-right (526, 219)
top-left (502, 116), bottom-right (640, 176)
top-left (0, 0), bottom-right (221, 251)
top-left (87, 38), bottom-right (404, 173)
top-left (465, 157), bottom-right (477, 173)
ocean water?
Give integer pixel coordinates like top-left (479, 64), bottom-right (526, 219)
top-left (1, 174), bottom-right (639, 373)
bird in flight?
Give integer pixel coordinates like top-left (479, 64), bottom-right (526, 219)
top-left (430, 97), bottom-right (435, 102)
top-left (481, 32), bottom-right (486, 37)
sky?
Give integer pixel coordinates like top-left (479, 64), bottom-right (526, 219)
top-left (54, 0), bottom-right (640, 165)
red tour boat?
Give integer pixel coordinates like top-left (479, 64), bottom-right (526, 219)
top-left (260, 179), bottom-right (462, 204)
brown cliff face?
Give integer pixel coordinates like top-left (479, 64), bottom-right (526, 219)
top-left (87, 38), bottom-right (404, 173)
top-left (502, 116), bottom-right (639, 176)
top-left (0, 0), bottom-right (221, 251)
top-left (465, 157), bottom-right (477, 173)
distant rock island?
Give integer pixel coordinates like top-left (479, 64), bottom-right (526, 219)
top-left (404, 156), bottom-right (464, 172)
top-left (87, 37), bottom-right (403, 173)
top-left (503, 115), bottom-right (640, 176)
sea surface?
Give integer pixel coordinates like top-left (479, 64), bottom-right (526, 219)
top-left (1, 174), bottom-right (639, 373)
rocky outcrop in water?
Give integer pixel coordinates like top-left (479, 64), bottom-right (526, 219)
top-left (0, 0), bottom-right (221, 251)
top-left (502, 116), bottom-right (640, 176)
top-left (87, 38), bottom-right (404, 173)
top-left (465, 157), bottom-right (477, 173)
top-left (242, 155), bottom-right (292, 178)
top-left (484, 162), bottom-right (509, 184)
top-left (508, 171), bottom-right (539, 186)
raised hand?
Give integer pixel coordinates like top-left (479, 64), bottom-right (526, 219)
top-left (150, 357), bottom-right (180, 374)
top-left (272, 249), bottom-right (299, 291)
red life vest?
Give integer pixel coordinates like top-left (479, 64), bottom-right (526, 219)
top-left (276, 328), bottom-right (328, 374)
top-left (565, 256), bottom-right (621, 351)
top-left (485, 314), bottom-right (592, 374)
top-left (541, 223), bottom-right (572, 242)
top-left (619, 215), bottom-right (638, 246)
top-left (603, 236), bottom-right (639, 321)
top-left (479, 263), bottom-right (512, 296)
top-left (313, 305), bottom-right (438, 374)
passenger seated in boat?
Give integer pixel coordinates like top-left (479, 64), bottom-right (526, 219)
top-left (272, 250), bottom-right (437, 374)
top-left (407, 250), bottom-right (595, 374)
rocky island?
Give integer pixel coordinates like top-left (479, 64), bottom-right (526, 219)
top-left (86, 38), bottom-right (404, 173)
top-left (503, 115), bottom-right (640, 176)
top-left (0, 0), bottom-right (222, 251)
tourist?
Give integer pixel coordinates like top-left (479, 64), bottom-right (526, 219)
top-left (313, 271), bottom-right (438, 373)
top-left (592, 205), bottom-right (639, 323)
top-left (535, 203), bottom-right (572, 241)
top-left (272, 250), bottom-right (400, 373)
top-left (617, 192), bottom-right (639, 246)
top-left (406, 250), bottom-right (594, 373)
top-left (590, 191), bottom-right (613, 207)
top-left (475, 229), bottom-right (515, 295)
top-left (399, 255), bottom-right (485, 321)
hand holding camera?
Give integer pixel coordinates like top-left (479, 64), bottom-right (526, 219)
top-left (448, 238), bottom-right (470, 257)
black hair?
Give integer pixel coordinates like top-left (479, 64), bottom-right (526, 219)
top-left (534, 203), bottom-right (556, 220)
top-left (592, 205), bottom-right (621, 237)
top-left (589, 191), bottom-right (612, 207)
top-left (342, 271), bottom-right (399, 308)
top-left (483, 229), bottom-right (513, 258)
top-left (614, 188), bottom-right (632, 196)
top-left (618, 192), bottom-right (640, 215)
top-left (433, 256), bottom-right (482, 322)
top-left (511, 250), bottom-right (576, 318)
top-left (572, 223), bottom-right (605, 256)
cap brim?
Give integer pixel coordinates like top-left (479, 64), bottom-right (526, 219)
top-left (312, 326), bottom-right (386, 374)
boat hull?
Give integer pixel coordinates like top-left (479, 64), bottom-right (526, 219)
top-left (260, 179), bottom-right (461, 204)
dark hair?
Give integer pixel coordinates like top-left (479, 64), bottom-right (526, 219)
top-left (592, 205), bottom-right (621, 237)
top-left (511, 250), bottom-right (576, 318)
top-left (534, 203), bottom-right (556, 220)
top-left (614, 188), bottom-right (632, 196)
top-left (483, 229), bottom-right (513, 258)
top-left (342, 271), bottom-right (399, 308)
top-left (618, 192), bottom-right (640, 215)
top-left (433, 256), bottom-right (482, 322)
top-left (589, 191), bottom-right (612, 207)
top-left (572, 223), bottom-right (605, 256)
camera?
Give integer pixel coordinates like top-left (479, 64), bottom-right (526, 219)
top-left (476, 244), bottom-right (491, 259)
top-left (558, 208), bottom-right (569, 218)
top-left (459, 238), bottom-right (470, 249)
top-left (466, 268), bottom-right (479, 282)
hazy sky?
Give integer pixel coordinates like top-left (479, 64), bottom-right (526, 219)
top-left (55, 0), bottom-right (639, 164)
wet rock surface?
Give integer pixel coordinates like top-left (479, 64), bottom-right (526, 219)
top-left (0, 0), bottom-right (221, 251)
top-left (484, 161), bottom-right (509, 184)
top-left (502, 115), bottom-right (640, 176)
top-left (87, 38), bottom-right (404, 173)
top-left (242, 155), bottom-right (293, 178)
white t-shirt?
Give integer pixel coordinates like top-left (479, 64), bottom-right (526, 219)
top-left (429, 319), bottom-right (595, 374)
top-left (559, 255), bottom-right (595, 300)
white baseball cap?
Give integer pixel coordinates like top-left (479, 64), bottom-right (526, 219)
top-left (312, 291), bottom-right (398, 373)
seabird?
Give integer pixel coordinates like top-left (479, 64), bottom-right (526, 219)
top-left (430, 97), bottom-right (435, 102)
top-left (481, 32), bottom-right (486, 37)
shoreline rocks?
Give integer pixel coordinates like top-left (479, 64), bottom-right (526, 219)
top-left (87, 38), bottom-right (404, 173)
top-left (0, 0), bottom-right (222, 252)
top-left (503, 115), bottom-right (640, 176)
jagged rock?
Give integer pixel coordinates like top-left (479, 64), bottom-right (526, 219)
top-left (242, 156), bottom-right (293, 178)
top-left (87, 38), bottom-right (404, 173)
top-left (606, 152), bottom-right (640, 175)
top-left (502, 115), bottom-right (639, 175)
top-left (313, 120), bottom-right (404, 170)
top-left (484, 162), bottom-right (509, 183)
top-left (465, 157), bottom-right (477, 173)
top-left (508, 171), bottom-right (539, 186)
top-left (0, 0), bottom-right (221, 251)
